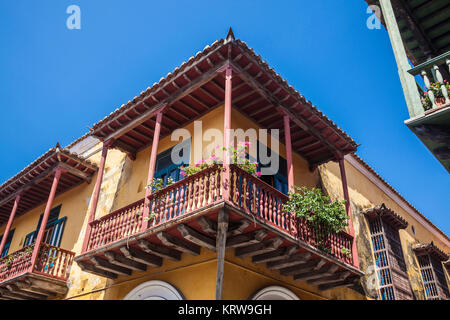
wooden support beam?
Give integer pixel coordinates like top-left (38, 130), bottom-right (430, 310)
top-left (198, 216), bottom-right (249, 236)
top-left (25, 277), bottom-right (69, 295)
top-left (235, 237), bottom-right (283, 258)
top-left (266, 252), bottom-right (312, 270)
top-left (90, 257), bottom-right (132, 276)
top-left (308, 271), bottom-right (351, 286)
top-left (226, 229), bottom-right (267, 248)
top-left (95, 59), bottom-right (229, 141)
top-left (15, 281), bottom-right (56, 297)
top-left (157, 232), bottom-right (201, 256)
top-left (252, 246), bottom-right (297, 264)
top-left (6, 284), bottom-right (47, 300)
top-left (318, 276), bottom-right (359, 291)
top-left (229, 219), bottom-right (250, 235)
top-left (231, 58), bottom-right (348, 159)
top-left (280, 258), bottom-right (326, 276)
top-left (216, 209), bottom-right (229, 300)
top-left (198, 216), bottom-right (217, 234)
top-left (119, 246), bottom-right (162, 267)
top-left (177, 224), bottom-right (216, 251)
top-left (57, 163), bottom-right (92, 184)
top-left (294, 264), bottom-right (339, 282)
top-left (137, 239), bottom-right (181, 261)
top-left (104, 251), bottom-right (147, 272)
top-left (0, 288), bottom-right (29, 300)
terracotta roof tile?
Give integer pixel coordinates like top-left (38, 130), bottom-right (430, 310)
top-left (363, 203), bottom-right (408, 229)
top-left (413, 242), bottom-right (449, 261)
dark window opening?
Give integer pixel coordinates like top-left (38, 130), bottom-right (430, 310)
top-left (23, 205), bottom-right (66, 248)
top-left (255, 142), bottom-right (288, 195)
top-left (0, 229), bottom-right (15, 257)
top-left (154, 139), bottom-right (191, 189)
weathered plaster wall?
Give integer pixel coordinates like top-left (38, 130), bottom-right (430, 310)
top-left (67, 249), bottom-right (218, 300)
top-left (320, 159), bottom-right (449, 300)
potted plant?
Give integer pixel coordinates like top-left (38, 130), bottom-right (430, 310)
top-left (179, 142), bottom-right (261, 178)
top-left (422, 80), bottom-right (450, 110)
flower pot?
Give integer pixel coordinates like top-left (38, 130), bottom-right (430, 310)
top-left (435, 97), bottom-right (446, 107)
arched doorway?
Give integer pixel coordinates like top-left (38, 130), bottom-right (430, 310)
top-left (250, 286), bottom-right (300, 300)
top-left (123, 280), bottom-right (184, 300)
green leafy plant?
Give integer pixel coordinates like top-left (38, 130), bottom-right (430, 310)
top-left (341, 247), bottom-right (351, 259)
top-left (228, 141), bottom-right (260, 177)
top-left (145, 177), bottom-right (175, 192)
top-left (283, 186), bottom-right (348, 253)
top-left (143, 177), bottom-right (175, 223)
top-left (0, 244), bottom-right (35, 272)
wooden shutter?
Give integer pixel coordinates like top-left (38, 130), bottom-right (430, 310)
top-left (417, 254), bottom-right (450, 300)
top-left (368, 217), bottom-right (414, 300)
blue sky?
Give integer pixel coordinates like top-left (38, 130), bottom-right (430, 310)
top-left (0, 1), bottom-right (448, 235)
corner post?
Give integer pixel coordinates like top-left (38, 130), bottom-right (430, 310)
top-left (378, 0), bottom-right (423, 118)
top-left (215, 208), bottom-right (229, 300)
top-left (142, 108), bottom-right (165, 231)
top-left (0, 193), bottom-right (22, 255)
top-left (222, 65), bottom-right (233, 201)
top-left (338, 157), bottom-right (360, 269)
top-left (29, 166), bottom-right (64, 272)
top-left (283, 113), bottom-right (295, 191)
top-left (81, 139), bottom-right (112, 253)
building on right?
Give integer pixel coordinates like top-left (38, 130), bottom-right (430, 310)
top-left (366, 0), bottom-right (450, 172)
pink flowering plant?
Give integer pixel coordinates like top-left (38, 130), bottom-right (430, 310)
top-left (421, 80), bottom-right (450, 110)
top-left (228, 141), bottom-right (261, 177)
top-left (179, 141), bottom-right (262, 178)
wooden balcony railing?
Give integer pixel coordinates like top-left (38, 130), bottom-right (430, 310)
top-left (408, 51), bottom-right (450, 113)
top-left (86, 165), bottom-right (223, 251)
top-left (84, 164), bottom-right (355, 266)
top-left (228, 165), bottom-right (354, 265)
top-left (0, 244), bottom-right (74, 283)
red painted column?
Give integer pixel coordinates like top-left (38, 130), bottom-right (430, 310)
top-left (222, 66), bottom-right (233, 201)
top-left (338, 158), bottom-right (360, 269)
top-left (283, 114), bottom-right (295, 192)
top-left (142, 110), bottom-right (164, 231)
top-left (0, 193), bottom-right (22, 255)
top-left (29, 166), bottom-right (64, 272)
top-left (81, 141), bottom-right (111, 253)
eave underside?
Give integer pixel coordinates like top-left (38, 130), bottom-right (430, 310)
top-left (0, 149), bottom-right (97, 225)
top-left (91, 41), bottom-right (357, 168)
top-left (366, 0), bottom-right (450, 65)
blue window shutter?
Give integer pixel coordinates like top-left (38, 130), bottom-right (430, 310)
top-left (48, 217), bottom-right (66, 247)
top-left (154, 139), bottom-right (191, 187)
top-left (23, 231), bottom-right (36, 248)
top-left (23, 205), bottom-right (66, 248)
top-left (0, 229), bottom-right (15, 257)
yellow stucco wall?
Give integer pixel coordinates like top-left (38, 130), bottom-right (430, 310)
top-left (320, 160), bottom-right (449, 299)
top-left (1, 105), bottom-right (448, 300)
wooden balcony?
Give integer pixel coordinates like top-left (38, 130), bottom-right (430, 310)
top-left (406, 51), bottom-right (450, 172)
top-left (0, 244), bottom-right (74, 300)
top-left (75, 165), bottom-right (362, 291)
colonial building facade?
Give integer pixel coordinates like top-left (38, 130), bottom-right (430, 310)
top-left (0, 30), bottom-right (449, 300)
